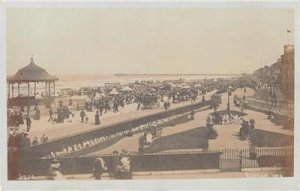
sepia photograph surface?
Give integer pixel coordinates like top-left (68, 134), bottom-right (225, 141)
top-left (3, 2), bottom-right (297, 185)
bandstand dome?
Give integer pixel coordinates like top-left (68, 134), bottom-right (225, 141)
top-left (7, 57), bottom-right (58, 115)
top-left (7, 57), bottom-right (58, 83)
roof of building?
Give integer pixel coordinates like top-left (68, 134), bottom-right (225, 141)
top-left (7, 57), bottom-right (58, 83)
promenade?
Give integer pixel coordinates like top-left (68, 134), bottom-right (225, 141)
top-left (15, 87), bottom-right (293, 156)
top-left (11, 87), bottom-right (294, 180)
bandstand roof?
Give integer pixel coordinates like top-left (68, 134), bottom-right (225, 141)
top-left (7, 57), bottom-right (58, 83)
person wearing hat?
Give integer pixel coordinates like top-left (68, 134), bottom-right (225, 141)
top-left (119, 152), bottom-right (132, 179)
top-left (92, 157), bottom-right (107, 180)
top-left (48, 108), bottom-right (54, 123)
top-left (49, 159), bottom-right (63, 180)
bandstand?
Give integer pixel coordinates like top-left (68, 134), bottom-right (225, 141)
top-left (7, 57), bottom-right (58, 115)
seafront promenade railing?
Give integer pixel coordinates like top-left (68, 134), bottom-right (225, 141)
top-left (219, 146), bottom-right (293, 171)
top-left (19, 100), bottom-right (212, 158)
top-left (14, 147), bottom-right (293, 177)
top-left (245, 98), bottom-right (294, 117)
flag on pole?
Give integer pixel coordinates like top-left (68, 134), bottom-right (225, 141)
top-left (286, 29), bottom-right (291, 45)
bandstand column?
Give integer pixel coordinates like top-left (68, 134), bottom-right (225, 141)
top-left (45, 82), bottom-right (48, 96)
top-left (11, 83), bottom-right (14, 98)
top-left (48, 81), bottom-right (51, 97)
top-left (27, 82), bottom-right (30, 116)
top-left (17, 83), bottom-right (20, 96)
top-left (53, 81), bottom-right (56, 97)
top-left (34, 82), bottom-right (36, 96)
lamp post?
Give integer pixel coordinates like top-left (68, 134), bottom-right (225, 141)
top-left (227, 86), bottom-right (232, 111)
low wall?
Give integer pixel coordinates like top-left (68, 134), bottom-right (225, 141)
top-left (17, 151), bottom-right (222, 177)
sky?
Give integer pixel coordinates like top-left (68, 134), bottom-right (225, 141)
top-left (6, 8), bottom-right (294, 75)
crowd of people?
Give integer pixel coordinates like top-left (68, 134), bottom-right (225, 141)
top-left (8, 77), bottom-right (253, 151)
top-left (8, 74), bottom-right (294, 181)
top-left (109, 150), bottom-right (132, 179)
top-left (238, 119), bottom-right (255, 140)
top-left (7, 110), bottom-right (32, 132)
top-left (210, 112), bottom-right (244, 125)
top-left (139, 127), bottom-right (162, 151)
top-left (48, 101), bottom-right (73, 124)
top-left (8, 128), bottom-right (49, 148)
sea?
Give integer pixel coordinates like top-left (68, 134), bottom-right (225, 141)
top-left (9, 74), bottom-right (239, 97)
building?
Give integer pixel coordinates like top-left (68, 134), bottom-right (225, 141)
top-left (279, 45), bottom-right (294, 100)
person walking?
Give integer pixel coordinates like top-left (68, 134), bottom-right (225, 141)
top-left (26, 116), bottom-right (32, 132)
top-left (80, 110), bottom-right (85, 123)
top-left (48, 108), bottom-right (54, 123)
top-left (95, 111), bottom-right (100, 125)
top-left (35, 107), bottom-right (40, 120)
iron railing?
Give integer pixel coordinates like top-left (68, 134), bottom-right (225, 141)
top-left (11, 147), bottom-right (293, 177)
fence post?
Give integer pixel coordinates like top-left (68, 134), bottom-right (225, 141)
top-left (239, 150), bottom-right (243, 171)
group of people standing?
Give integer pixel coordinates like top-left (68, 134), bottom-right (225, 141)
top-left (48, 104), bottom-right (72, 124)
top-left (92, 150), bottom-right (132, 180)
top-left (8, 129), bottom-right (49, 148)
top-left (47, 150), bottom-right (132, 180)
top-left (88, 95), bottom-right (129, 114)
top-left (8, 111), bottom-right (32, 132)
top-left (238, 119), bottom-right (255, 140)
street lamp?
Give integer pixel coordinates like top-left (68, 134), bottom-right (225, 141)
top-left (227, 86), bottom-right (232, 111)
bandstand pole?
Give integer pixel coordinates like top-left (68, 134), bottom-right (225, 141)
top-left (27, 82), bottom-right (30, 116)
top-left (34, 82), bottom-right (36, 96)
top-left (48, 81), bottom-right (51, 97)
top-left (17, 83), bottom-right (20, 96)
top-left (53, 81), bottom-right (56, 97)
top-left (11, 83), bottom-right (14, 98)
